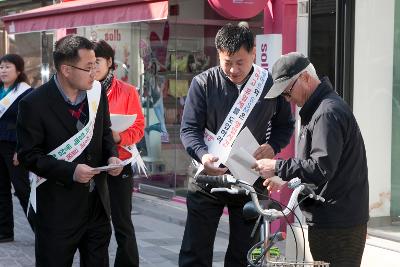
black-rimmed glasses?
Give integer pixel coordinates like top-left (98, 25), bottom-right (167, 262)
top-left (282, 73), bottom-right (302, 98)
top-left (66, 64), bottom-right (96, 74)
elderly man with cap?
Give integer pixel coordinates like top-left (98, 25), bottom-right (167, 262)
top-left (253, 52), bottom-right (369, 267)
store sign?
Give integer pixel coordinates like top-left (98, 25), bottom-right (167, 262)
top-left (104, 29), bottom-right (122, 41)
top-left (256, 34), bottom-right (282, 72)
top-left (208, 0), bottom-right (267, 19)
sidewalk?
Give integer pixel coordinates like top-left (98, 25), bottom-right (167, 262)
top-left (4, 192), bottom-right (398, 266)
top-left (0, 193), bottom-right (229, 267)
top-left (131, 193), bottom-right (230, 267)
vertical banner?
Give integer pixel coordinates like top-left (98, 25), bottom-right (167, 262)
top-left (255, 34), bottom-right (282, 72)
top-left (256, 34), bottom-right (295, 234)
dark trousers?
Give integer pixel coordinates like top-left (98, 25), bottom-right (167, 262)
top-left (308, 224), bottom-right (367, 267)
top-left (0, 141), bottom-right (34, 236)
top-left (108, 165), bottom-right (139, 267)
top-left (36, 191), bottom-right (111, 267)
top-left (179, 190), bottom-right (258, 267)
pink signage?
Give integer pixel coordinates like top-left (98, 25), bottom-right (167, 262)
top-left (208, 0), bottom-right (267, 19)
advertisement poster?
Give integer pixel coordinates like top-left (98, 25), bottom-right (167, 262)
top-left (79, 25), bottom-right (132, 83)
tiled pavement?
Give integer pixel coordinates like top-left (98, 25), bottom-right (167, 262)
top-left (0, 193), bottom-right (229, 267)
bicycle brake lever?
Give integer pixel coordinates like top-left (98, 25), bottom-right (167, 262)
top-left (308, 193), bottom-right (326, 203)
top-left (315, 195), bottom-right (325, 202)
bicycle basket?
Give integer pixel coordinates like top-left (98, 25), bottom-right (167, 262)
top-left (265, 260), bottom-right (330, 267)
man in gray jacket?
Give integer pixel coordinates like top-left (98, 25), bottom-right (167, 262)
top-left (254, 52), bottom-right (369, 267)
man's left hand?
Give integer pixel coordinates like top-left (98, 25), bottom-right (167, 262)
top-left (107, 157), bottom-right (123, 176)
top-left (262, 176), bottom-right (287, 192)
top-left (253, 144), bottom-right (275, 160)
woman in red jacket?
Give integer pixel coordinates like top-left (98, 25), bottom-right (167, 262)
top-left (93, 40), bottom-right (145, 267)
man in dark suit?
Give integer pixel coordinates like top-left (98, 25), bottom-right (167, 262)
top-left (16, 35), bottom-right (123, 267)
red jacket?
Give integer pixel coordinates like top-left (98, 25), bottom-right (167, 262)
top-left (107, 78), bottom-right (145, 160)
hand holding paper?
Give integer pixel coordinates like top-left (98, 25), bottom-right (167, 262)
top-left (252, 158), bottom-right (276, 178)
top-left (74, 164), bottom-right (100, 183)
top-left (253, 143), bottom-right (275, 160)
top-left (224, 127), bottom-right (260, 185)
top-left (92, 164), bottom-right (124, 172)
top-left (107, 156), bottom-right (124, 176)
top-left (201, 154), bottom-right (227, 176)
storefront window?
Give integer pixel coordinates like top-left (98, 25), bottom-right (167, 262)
top-left (75, 0), bottom-right (263, 197)
top-left (7, 0), bottom-right (264, 198)
top-left (9, 32), bottom-right (42, 87)
top-left (0, 28), bottom-right (5, 55)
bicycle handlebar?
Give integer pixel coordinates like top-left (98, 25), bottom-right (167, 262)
top-left (196, 174), bottom-right (325, 221)
top-left (196, 174), bottom-right (238, 187)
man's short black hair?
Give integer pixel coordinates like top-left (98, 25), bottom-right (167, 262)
top-left (53, 35), bottom-right (94, 71)
top-left (215, 23), bottom-right (254, 55)
top-left (92, 40), bottom-right (116, 70)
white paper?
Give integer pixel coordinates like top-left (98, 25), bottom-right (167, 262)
top-left (232, 148), bottom-right (257, 167)
top-left (110, 114), bottom-right (137, 132)
top-left (224, 127), bottom-right (260, 185)
top-left (92, 164), bottom-right (124, 172)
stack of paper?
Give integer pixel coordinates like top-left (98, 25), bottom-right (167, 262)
top-left (224, 127), bottom-right (259, 185)
top-left (110, 114), bottom-right (137, 132)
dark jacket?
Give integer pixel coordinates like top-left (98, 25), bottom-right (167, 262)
top-left (181, 66), bottom-right (294, 202)
top-left (16, 78), bottom-right (117, 229)
top-left (181, 66), bottom-right (294, 179)
top-left (275, 77), bottom-right (369, 228)
top-left (0, 84), bottom-right (32, 142)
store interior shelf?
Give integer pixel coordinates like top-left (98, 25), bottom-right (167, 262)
top-left (160, 71), bottom-right (201, 78)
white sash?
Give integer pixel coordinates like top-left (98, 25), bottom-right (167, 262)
top-left (0, 82), bottom-right (31, 118)
top-left (28, 81), bottom-right (102, 213)
top-left (107, 85), bottom-right (148, 176)
top-left (196, 65), bottom-right (268, 175)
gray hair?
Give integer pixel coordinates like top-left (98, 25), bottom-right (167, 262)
top-left (302, 63), bottom-right (318, 79)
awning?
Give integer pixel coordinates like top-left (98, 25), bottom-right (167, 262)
top-left (1, 0), bottom-right (168, 34)
top-left (208, 0), bottom-right (267, 20)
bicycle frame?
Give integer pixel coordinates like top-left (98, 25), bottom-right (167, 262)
top-left (197, 174), bottom-right (329, 267)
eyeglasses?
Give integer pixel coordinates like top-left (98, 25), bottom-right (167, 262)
top-left (281, 73), bottom-right (302, 98)
top-left (66, 64), bottom-right (97, 74)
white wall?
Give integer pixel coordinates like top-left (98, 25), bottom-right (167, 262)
top-left (296, 0), bottom-right (309, 57)
top-left (296, 0), bottom-right (309, 152)
top-left (353, 0), bottom-right (395, 217)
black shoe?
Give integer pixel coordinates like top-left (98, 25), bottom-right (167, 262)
top-left (0, 234), bottom-right (14, 243)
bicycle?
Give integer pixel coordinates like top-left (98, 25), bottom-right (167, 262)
top-left (196, 174), bottom-right (330, 267)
